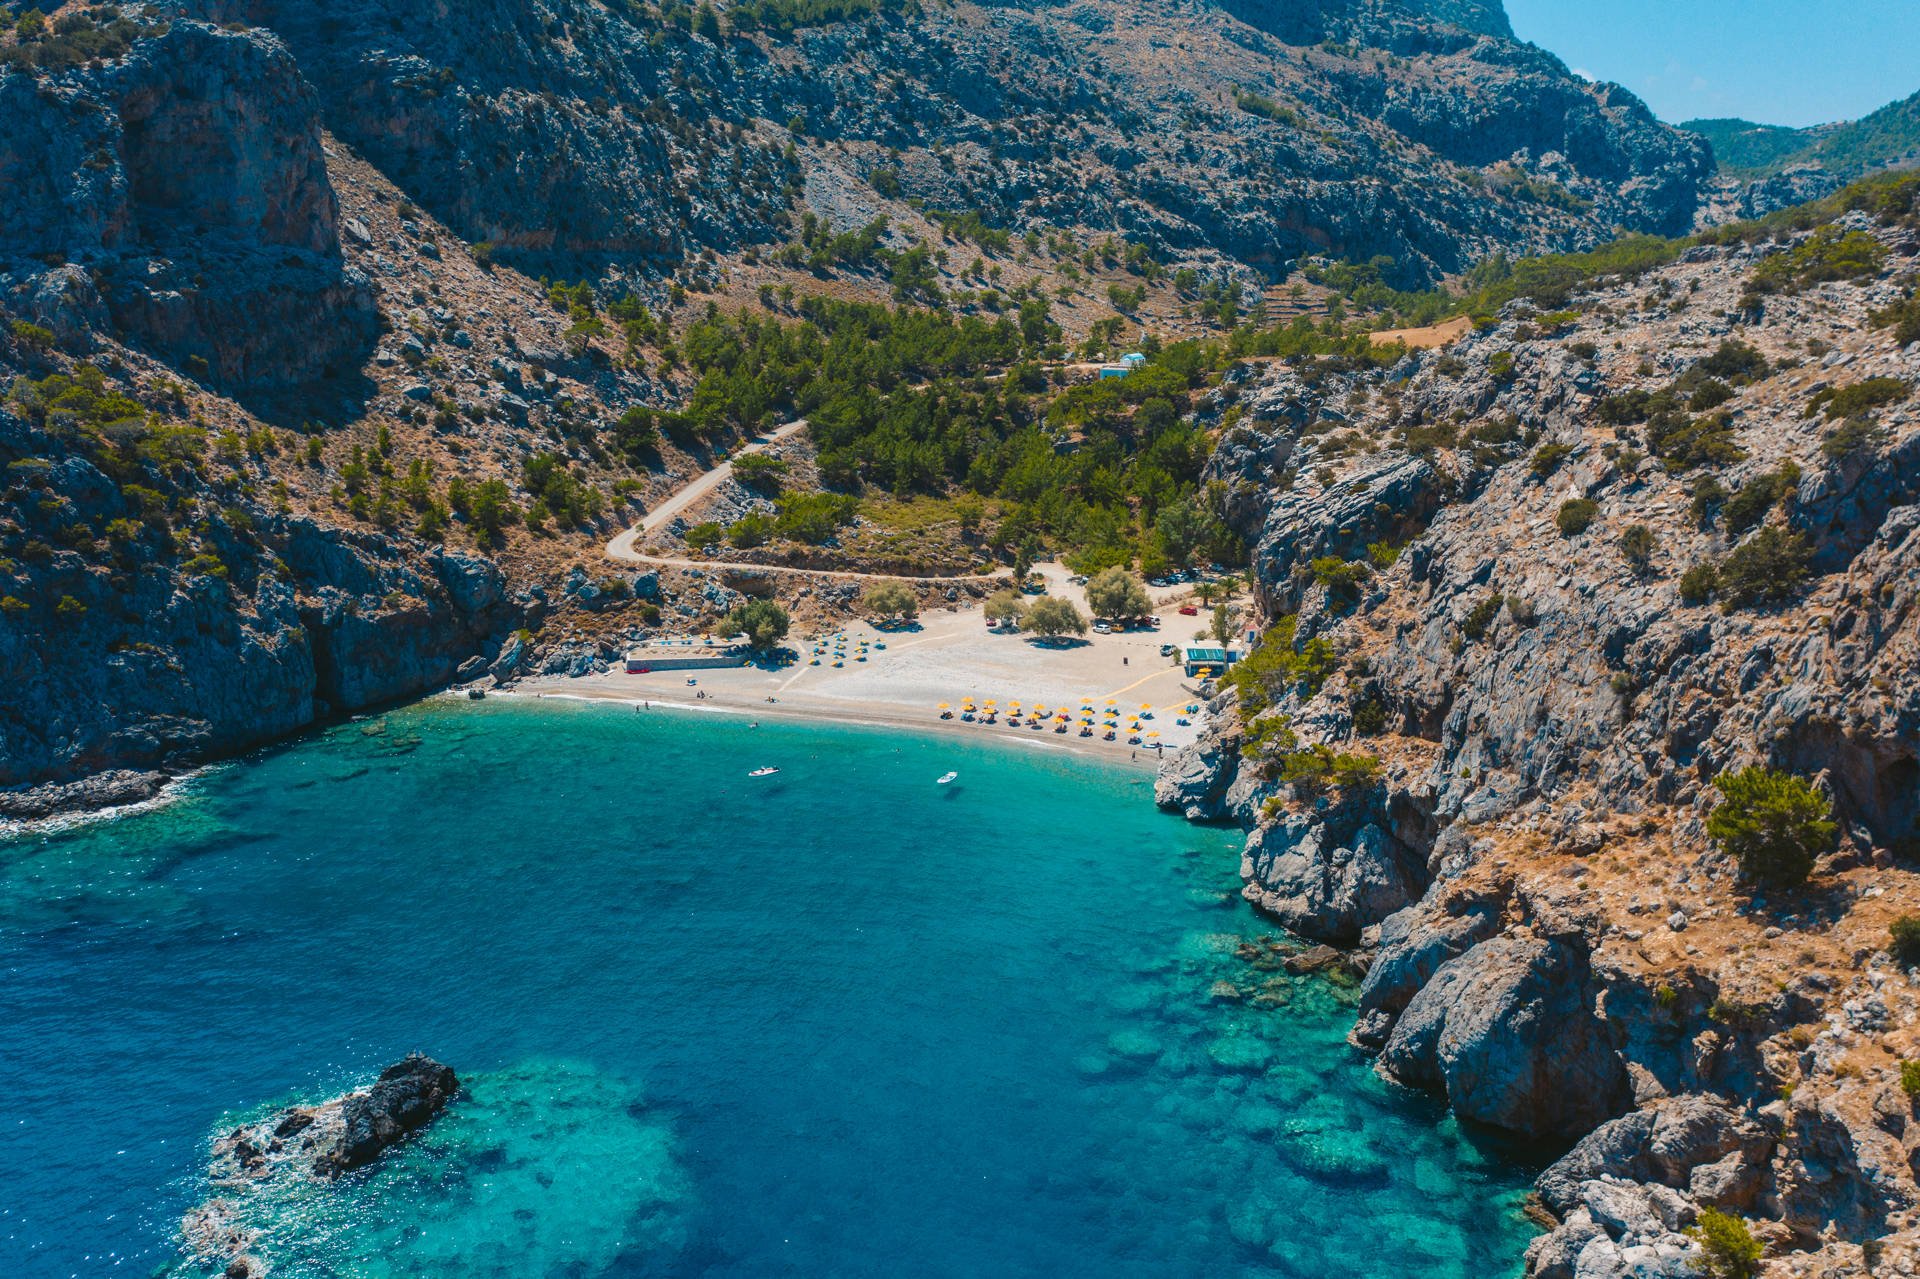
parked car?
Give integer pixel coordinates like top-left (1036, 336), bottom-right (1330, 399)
top-left (1092, 621), bottom-right (1112, 635)
top-left (1069, 574), bottom-right (1089, 586)
top-left (1159, 644), bottom-right (1177, 657)
top-left (1178, 605), bottom-right (1199, 616)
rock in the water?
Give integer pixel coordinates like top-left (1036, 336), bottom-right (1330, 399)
top-left (319, 1054), bottom-right (461, 1177)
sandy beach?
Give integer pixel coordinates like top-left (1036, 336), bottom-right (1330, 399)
top-left (519, 565), bottom-right (1233, 770)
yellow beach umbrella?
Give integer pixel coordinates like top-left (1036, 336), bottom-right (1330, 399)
top-left (937, 703), bottom-right (950, 710)
top-left (1140, 703), bottom-right (1153, 711)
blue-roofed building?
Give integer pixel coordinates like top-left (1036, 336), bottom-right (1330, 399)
top-left (1180, 645), bottom-right (1241, 677)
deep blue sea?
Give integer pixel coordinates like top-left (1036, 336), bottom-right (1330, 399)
top-left (0, 698), bottom-right (1538, 1277)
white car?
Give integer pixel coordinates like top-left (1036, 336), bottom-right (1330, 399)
top-left (1092, 621), bottom-right (1113, 635)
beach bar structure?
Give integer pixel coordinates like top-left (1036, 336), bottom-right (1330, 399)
top-left (1179, 644), bottom-right (1242, 677)
top-left (625, 635), bottom-right (750, 673)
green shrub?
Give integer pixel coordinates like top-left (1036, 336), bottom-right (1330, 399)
top-left (1748, 224), bottom-right (1886, 297)
top-left (1903, 1060), bottom-right (1920, 1098)
top-left (1717, 527), bottom-right (1812, 609)
top-left (1809, 376), bottom-right (1910, 421)
top-left (1351, 693), bottom-right (1388, 737)
top-left (1461, 593), bottom-right (1504, 641)
top-left (1679, 562), bottom-right (1719, 604)
top-left (684, 521), bottom-right (724, 551)
top-left (1686, 1208), bottom-right (1763, 1279)
top-left (1278, 743), bottom-right (1381, 793)
top-left (727, 512), bottom-right (775, 548)
top-left (1707, 765), bottom-right (1838, 887)
top-left (1618, 523), bottom-right (1656, 572)
top-left (1556, 498), bottom-right (1599, 536)
top-left (1647, 410), bottom-right (1745, 471)
top-left (1530, 442), bottom-right (1573, 477)
top-left (1309, 556), bottom-right (1371, 606)
top-left (1870, 292), bottom-right (1920, 347)
top-left (1723, 462), bottom-right (1801, 534)
top-left (1890, 914), bottom-right (1920, 964)
top-left (8, 319), bottom-right (55, 351)
top-left (1821, 415), bottom-right (1890, 463)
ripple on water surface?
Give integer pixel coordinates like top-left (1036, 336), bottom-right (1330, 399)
top-left (0, 698), bottom-right (1539, 1278)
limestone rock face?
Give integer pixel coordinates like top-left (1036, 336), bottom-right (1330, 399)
top-left (0, 20), bottom-right (378, 387)
top-left (1154, 713), bottom-right (1240, 821)
top-left (1380, 934), bottom-right (1630, 1139)
top-left (1351, 895), bottom-right (1500, 1048)
top-left (1240, 808), bottom-right (1429, 945)
top-left (1535, 1096), bottom-right (1776, 1214)
top-left (159, 0), bottom-right (1710, 284)
top-left (1524, 1178), bottom-right (1701, 1279)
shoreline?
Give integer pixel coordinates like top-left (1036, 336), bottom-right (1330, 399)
top-left (499, 686), bottom-right (1173, 775)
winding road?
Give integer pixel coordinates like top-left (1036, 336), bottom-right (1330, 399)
top-left (604, 420), bottom-right (1004, 583)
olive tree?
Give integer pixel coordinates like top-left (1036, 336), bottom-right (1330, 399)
top-left (1085, 567), bottom-right (1150, 619)
top-left (861, 580), bottom-right (919, 622)
top-left (1025, 596), bottom-right (1088, 639)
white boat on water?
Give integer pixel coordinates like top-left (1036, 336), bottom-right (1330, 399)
top-left (937, 771), bottom-right (958, 785)
top-left (748, 767), bottom-right (780, 778)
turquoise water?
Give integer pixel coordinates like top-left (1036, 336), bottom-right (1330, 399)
top-left (0, 699), bottom-right (1538, 1277)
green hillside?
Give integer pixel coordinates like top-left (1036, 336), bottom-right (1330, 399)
top-left (1685, 89), bottom-right (1920, 179)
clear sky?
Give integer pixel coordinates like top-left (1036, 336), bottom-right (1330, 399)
top-left (1503, 0), bottom-right (1920, 128)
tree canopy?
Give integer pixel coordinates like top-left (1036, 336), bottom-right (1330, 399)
top-left (1085, 567), bottom-right (1150, 619)
top-left (724, 599), bottom-right (790, 651)
top-left (861, 580), bottom-right (919, 621)
top-left (1024, 596), bottom-right (1087, 639)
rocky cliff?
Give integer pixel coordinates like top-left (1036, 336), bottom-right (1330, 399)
top-left (0, 15), bottom-right (666, 805)
top-left (155, 0), bottom-right (1708, 284)
top-left (1159, 186), bottom-right (1920, 1273)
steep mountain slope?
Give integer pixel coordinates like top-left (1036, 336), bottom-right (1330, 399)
top-left (162, 0), bottom-right (1709, 284)
top-left (1159, 177), bottom-right (1920, 1275)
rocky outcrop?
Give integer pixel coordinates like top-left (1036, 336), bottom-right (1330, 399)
top-left (1535, 1096), bottom-right (1777, 1215)
top-left (1379, 933), bottom-right (1630, 1139)
top-left (1525, 1177), bottom-right (1702, 1279)
top-left (1351, 892), bottom-right (1500, 1047)
top-left (1240, 799), bottom-right (1431, 945)
top-left (1153, 712), bottom-right (1240, 820)
top-left (182, 1055), bottom-right (460, 1275)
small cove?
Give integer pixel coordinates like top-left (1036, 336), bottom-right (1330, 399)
top-left (0, 698), bottom-right (1540, 1277)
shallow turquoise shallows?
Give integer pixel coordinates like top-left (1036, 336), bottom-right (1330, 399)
top-left (0, 699), bottom-right (1539, 1278)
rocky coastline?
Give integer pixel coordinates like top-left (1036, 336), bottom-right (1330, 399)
top-left (1158, 207), bottom-right (1920, 1275)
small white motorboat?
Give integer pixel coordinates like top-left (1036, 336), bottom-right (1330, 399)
top-left (748, 767), bottom-right (780, 778)
top-left (937, 771), bottom-right (958, 785)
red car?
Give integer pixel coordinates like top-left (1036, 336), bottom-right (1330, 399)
top-left (1177, 605), bottom-right (1199, 616)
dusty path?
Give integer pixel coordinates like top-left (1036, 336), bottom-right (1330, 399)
top-left (636, 418), bottom-right (810, 536)
top-left (605, 419), bottom-right (1003, 583)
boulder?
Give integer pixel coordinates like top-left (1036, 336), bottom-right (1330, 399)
top-left (1241, 812), bottom-right (1427, 946)
top-left (1352, 894), bottom-right (1501, 1048)
top-left (1536, 1095), bottom-right (1775, 1213)
top-left (1379, 935), bottom-right (1630, 1139)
